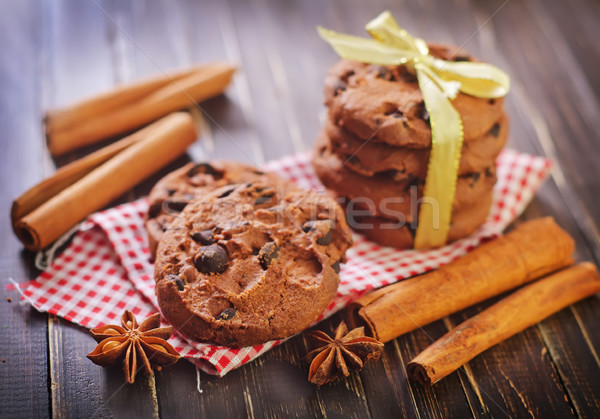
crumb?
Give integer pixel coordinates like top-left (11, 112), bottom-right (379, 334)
top-left (6, 297), bottom-right (11, 303)
top-left (156, 366), bottom-right (162, 372)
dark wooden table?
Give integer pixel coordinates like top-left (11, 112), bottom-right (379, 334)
top-left (2, 0), bottom-right (599, 417)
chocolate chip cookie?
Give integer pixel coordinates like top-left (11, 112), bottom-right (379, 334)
top-left (145, 161), bottom-right (280, 258)
top-left (313, 133), bottom-right (496, 222)
top-left (343, 189), bottom-right (493, 248)
top-left (154, 181), bottom-right (353, 346)
top-left (325, 44), bottom-right (505, 148)
top-left (325, 114), bottom-right (508, 181)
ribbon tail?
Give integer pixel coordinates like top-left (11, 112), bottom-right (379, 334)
top-left (317, 27), bottom-right (419, 66)
top-left (414, 68), bottom-right (464, 249)
top-left (432, 59), bottom-right (510, 98)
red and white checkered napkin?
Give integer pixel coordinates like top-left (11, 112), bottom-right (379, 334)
top-left (21, 148), bottom-right (550, 376)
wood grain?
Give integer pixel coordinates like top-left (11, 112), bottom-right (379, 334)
top-left (1, 0), bottom-right (599, 417)
top-left (0, 1), bottom-right (49, 417)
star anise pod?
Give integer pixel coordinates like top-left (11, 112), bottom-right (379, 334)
top-left (305, 321), bottom-right (384, 385)
top-left (87, 311), bottom-right (180, 384)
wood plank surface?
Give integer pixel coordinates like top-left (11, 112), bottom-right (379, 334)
top-left (0, 0), bottom-right (599, 417)
top-left (0, 1), bottom-right (50, 417)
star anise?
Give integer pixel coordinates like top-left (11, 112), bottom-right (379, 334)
top-left (87, 310), bottom-right (180, 384)
top-left (305, 321), bottom-right (384, 385)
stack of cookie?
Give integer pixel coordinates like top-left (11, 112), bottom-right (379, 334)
top-left (313, 44), bottom-right (508, 248)
top-left (146, 161), bottom-right (353, 346)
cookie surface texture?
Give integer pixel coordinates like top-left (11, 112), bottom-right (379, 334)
top-left (145, 161), bottom-right (279, 258)
top-left (154, 181), bottom-right (353, 346)
top-left (325, 44), bottom-right (505, 147)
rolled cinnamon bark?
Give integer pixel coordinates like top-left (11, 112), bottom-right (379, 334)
top-left (11, 130), bottom-right (145, 224)
top-left (407, 262), bottom-right (600, 386)
top-left (46, 62), bottom-right (235, 156)
top-left (14, 112), bottom-right (197, 251)
top-left (346, 217), bottom-right (575, 342)
top-left (45, 66), bottom-right (199, 135)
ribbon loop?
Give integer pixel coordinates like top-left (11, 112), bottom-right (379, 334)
top-left (318, 11), bottom-right (510, 248)
top-left (365, 11), bottom-right (426, 55)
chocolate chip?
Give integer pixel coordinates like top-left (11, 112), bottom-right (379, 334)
top-left (373, 65), bottom-right (395, 81)
top-left (453, 56), bottom-right (470, 62)
top-left (317, 229), bottom-right (332, 246)
top-left (303, 220), bottom-right (333, 245)
top-left (488, 123), bottom-right (501, 138)
top-left (167, 274), bottom-right (185, 291)
top-left (332, 261), bottom-right (340, 274)
top-left (193, 244), bottom-right (228, 275)
top-left (485, 168), bottom-right (494, 178)
top-left (167, 189), bottom-right (176, 196)
top-left (332, 80), bottom-right (347, 96)
top-left (191, 229), bottom-right (215, 245)
top-left (218, 186), bottom-right (237, 198)
top-left (217, 307), bottom-right (236, 320)
top-left (488, 99), bottom-right (496, 105)
top-left (164, 199), bottom-right (189, 213)
top-left (187, 163), bottom-right (223, 179)
top-left (148, 202), bottom-right (162, 218)
top-left (258, 242), bottom-right (279, 270)
top-left (467, 172), bottom-right (481, 187)
top-left (302, 220), bottom-right (317, 233)
top-left (254, 193), bottom-right (275, 206)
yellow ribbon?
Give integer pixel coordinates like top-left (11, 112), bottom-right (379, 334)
top-left (318, 11), bottom-right (510, 248)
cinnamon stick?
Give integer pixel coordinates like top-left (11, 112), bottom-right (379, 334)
top-left (346, 217), bottom-right (575, 342)
top-left (46, 62), bottom-right (235, 156)
top-left (407, 262), bottom-right (600, 386)
top-left (45, 67), bottom-right (199, 135)
top-left (14, 112), bottom-right (197, 251)
top-left (11, 129), bottom-right (145, 224)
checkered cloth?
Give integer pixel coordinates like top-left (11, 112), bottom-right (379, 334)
top-left (20, 149), bottom-right (550, 376)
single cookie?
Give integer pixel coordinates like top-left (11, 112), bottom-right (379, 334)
top-left (342, 189), bottom-right (493, 248)
top-left (154, 182), bottom-right (353, 347)
top-left (145, 161), bottom-right (281, 258)
top-left (324, 44), bottom-right (505, 148)
top-left (325, 113), bottom-right (508, 181)
top-left (313, 133), bottom-right (496, 222)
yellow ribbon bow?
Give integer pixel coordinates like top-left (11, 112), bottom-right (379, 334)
top-left (318, 11), bottom-right (510, 248)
